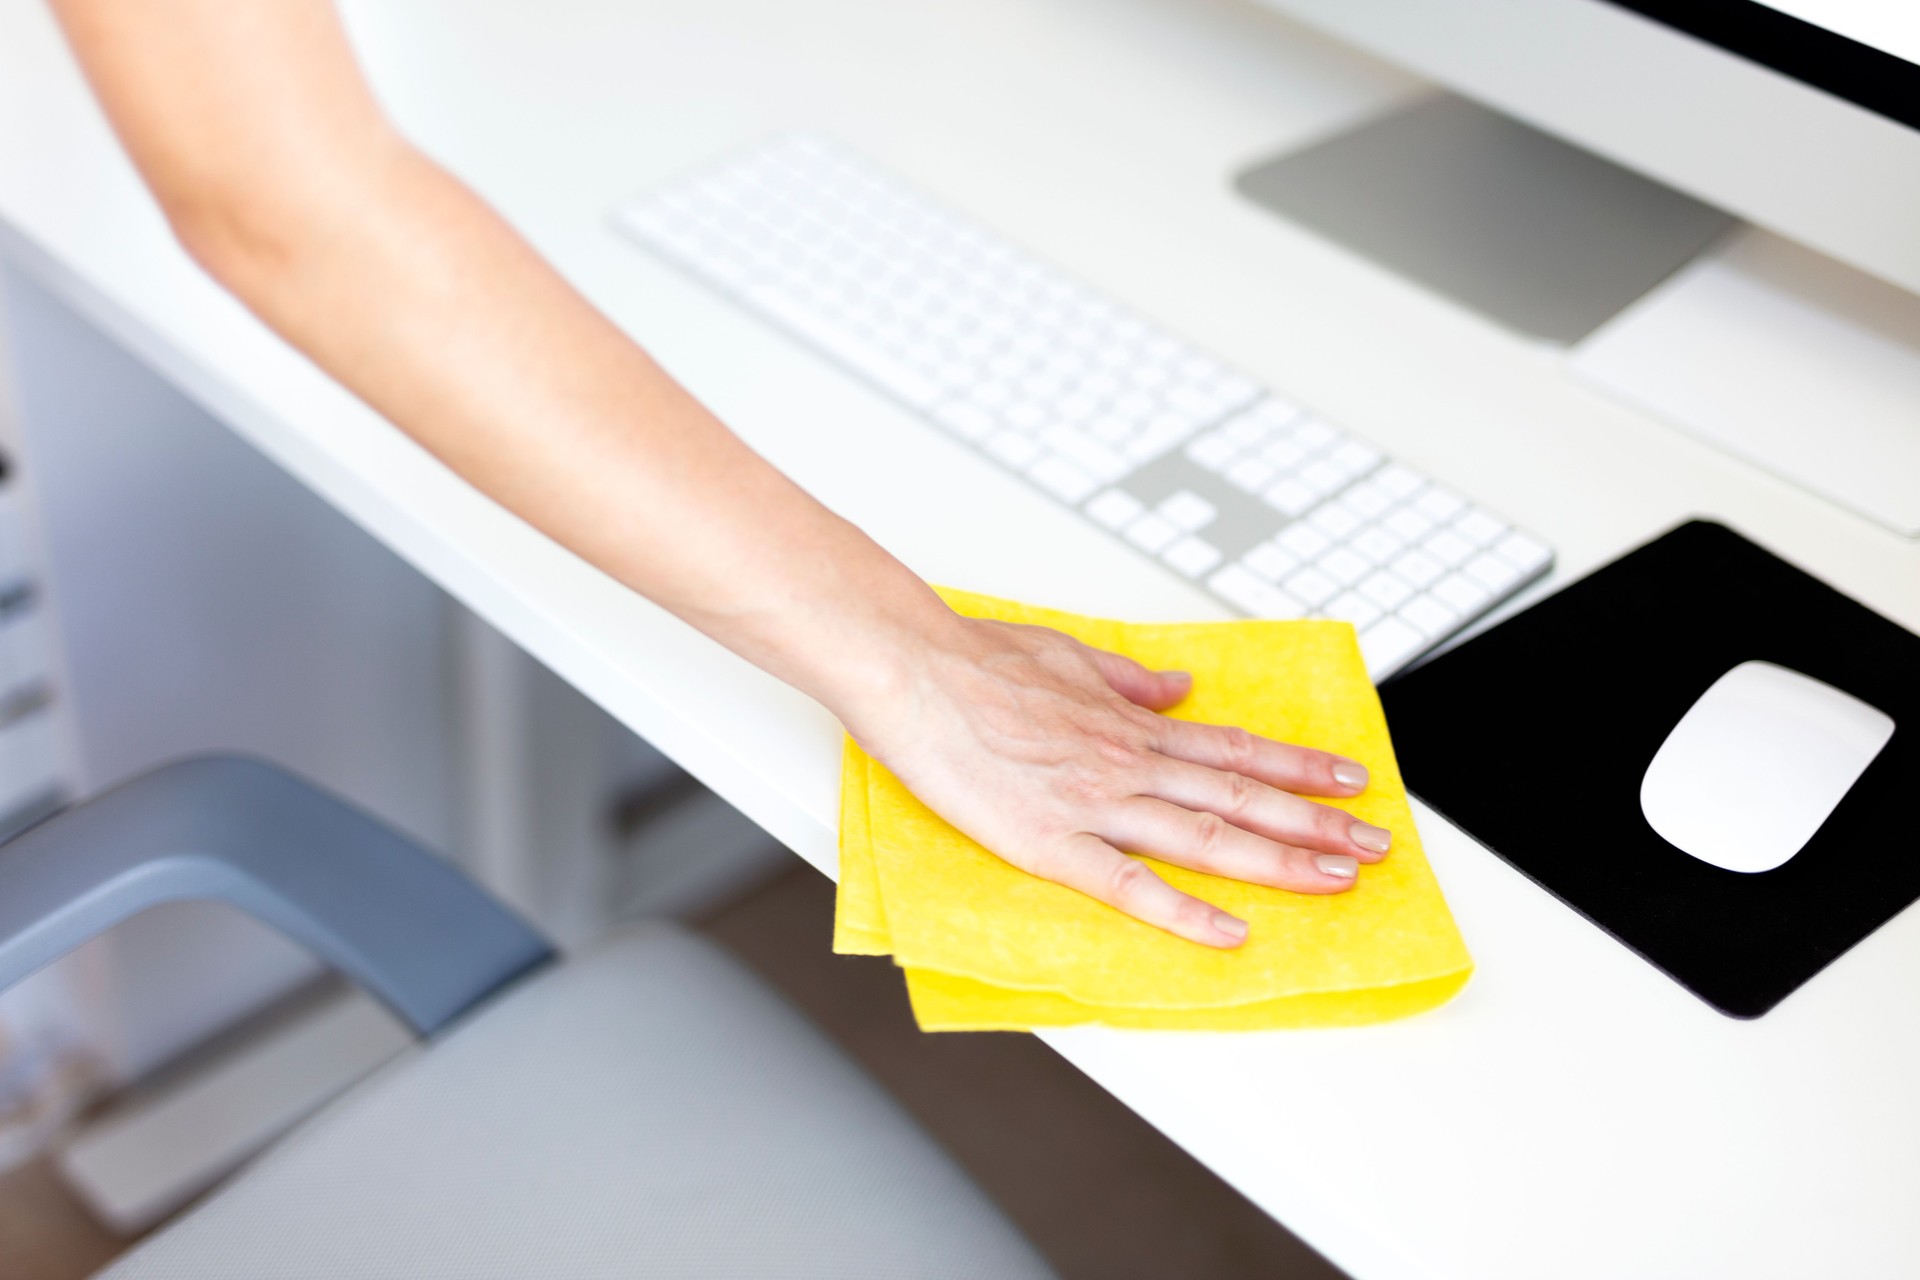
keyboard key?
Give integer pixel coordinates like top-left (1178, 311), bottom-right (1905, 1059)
top-left (1242, 543), bottom-right (1297, 583)
top-left (1400, 594), bottom-right (1461, 638)
top-left (1330, 440), bottom-right (1383, 474)
top-left (1226, 457), bottom-right (1277, 493)
top-left (1291, 418), bottom-right (1338, 449)
top-left (1323, 591), bottom-right (1384, 630)
top-left (1464, 551), bottom-right (1524, 594)
top-left (1129, 363), bottom-right (1170, 390)
top-left (1357, 570), bottom-right (1414, 611)
top-left (1373, 463), bottom-right (1425, 498)
top-left (1163, 535), bottom-right (1224, 578)
top-left (1057, 393), bottom-right (1101, 423)
top-left (1126, 418), bottom-right (1192, 463)
top-left (1029, 454), bottom-right (1099, 503)
top-left (1388, 547), bottom-right (1445, 588)
top-left (743, 285), bottom-right (941, 407)
top-left (1494, 530), bottom-right (1552, 575)
top-left (1414, 487), bottom-right (1467, 523)
top-left (1454, 508), bottom-right (1509, 547)
top-left (1308, 503), bottom-right (1362, 541)
top-left (1260, 438), bottom-right (1308, 471)
top-left (1349, 526), bottom-right (1405, 564)
top-left (1321, 546), bottom-right (1372, 586)
top-left (1212, 373), bottom-right (1259, 406)
top-left (1342, 480), bottom-right (1396, 519)
top-left (986, 430), bottom-right (1041, 467)
top-left (1283, 566), bottom-right (1340, 608)
top-left (1261, 478), bottom-right (1319, 518)
top-left (1277, 523), bottom-right (1332, 560)
top-left (1300, 459), bottom-right (1349, 495)
top-left (934, 401), bottom-right (996, 440)
top-left (1224, 414), bottom-right (1271, 446)
top-left (1252, 396), bottom-right (1303, 428)
top-left (1424, 527), bottom-right (1477, 567)
top-left (1158, 490), bottom-right (1218, 532)
top-left (1208, 566), bottom-right (1304, 618)
top-left (1185, 431), bottom-right (1238, 470)
top-left (1040, 426), bottom-right (1128, 481)
top-left (1006, 402), bottom-right (1046, 431)
top-left (1432, 572), bottom-right (1494, 615)
top-left (1179, 353), bottom-right (1222, 383)
top-left (1084, 489), bottom-right (1145, 530)
top-left (1124, 512), bottom-right (1181, 554)
top-left (1165, 384), bottom-right (1221, 418)
top-left (1383, 506), bottom-right (1437, 543)
top-left (1359, 616), bottom-right (1426, 678)
top-left (973, 381), bottom-right (1014, 409)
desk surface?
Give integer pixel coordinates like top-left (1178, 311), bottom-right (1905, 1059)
top-left (4, 1), bottom-right (1918, 1276)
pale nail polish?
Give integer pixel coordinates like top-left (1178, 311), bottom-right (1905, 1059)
top-left (1213, 913), bottom-right (1249, 940)
top-left (1332, 761), bottom-right (1369, 791)
top-left (1349, 821), bottom-right (1392, 855)
top-left (1316, 853), bottom-right (1359, 879)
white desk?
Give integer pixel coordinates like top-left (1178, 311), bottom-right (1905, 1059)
top-left (4, 1), bottom-right (1918, 1275)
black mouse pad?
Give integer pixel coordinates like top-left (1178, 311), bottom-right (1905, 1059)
top-left (1379, 520), bottom-right (1917, 1018)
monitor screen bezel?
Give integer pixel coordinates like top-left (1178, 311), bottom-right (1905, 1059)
top-left (1603, 0), bottom-right (1920, 132)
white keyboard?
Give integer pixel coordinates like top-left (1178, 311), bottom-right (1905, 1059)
top-left (615, 136), bottom-right (1552, 678)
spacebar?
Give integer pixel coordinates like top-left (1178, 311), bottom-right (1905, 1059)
top-left (743, 286), bottom-right (941, 409)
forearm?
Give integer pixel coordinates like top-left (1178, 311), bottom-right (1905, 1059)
top-left (51, 0), bottom-right (956, 717)
top-left (188, 142), bottom-right (955, 713)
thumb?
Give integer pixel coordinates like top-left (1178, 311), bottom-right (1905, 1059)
top-left (1088, 647), bottom-right (1192, 711)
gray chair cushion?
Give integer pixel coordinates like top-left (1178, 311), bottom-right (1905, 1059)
top-left (100, 921), bottom-right (1055, 1279)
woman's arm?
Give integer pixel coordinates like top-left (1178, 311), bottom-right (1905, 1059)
top-left (50, 0), bottom-right (1392, 947)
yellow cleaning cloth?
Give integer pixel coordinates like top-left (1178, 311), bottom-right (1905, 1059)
top-left (834, 589), bottom-right (1472, 1032)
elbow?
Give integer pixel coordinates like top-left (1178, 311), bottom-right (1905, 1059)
top-left (160, 178), bottom-right (307, 295)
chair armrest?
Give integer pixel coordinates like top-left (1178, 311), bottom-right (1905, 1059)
top-left (0, 756), bottom-right (554, 1034)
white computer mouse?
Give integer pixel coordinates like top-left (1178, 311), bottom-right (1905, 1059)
top-left (1639, 660), bottom-right (1895, 874)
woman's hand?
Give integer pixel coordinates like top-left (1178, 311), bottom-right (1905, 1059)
top-left (841, 614), bottom-right (1393, 949)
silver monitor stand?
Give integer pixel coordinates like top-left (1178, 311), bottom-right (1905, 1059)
top-left (1236, 93), bottom-right (1733, 345)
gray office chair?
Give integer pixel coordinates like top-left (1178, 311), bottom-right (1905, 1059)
top-left (0, 757), bottom-right (1056, 1279)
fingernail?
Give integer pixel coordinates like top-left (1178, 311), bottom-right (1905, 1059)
top-left (1332, 761), bottom-right (1369, 791)
top-left (1212, 912), bottom-right (1249, 940)
top-left (1316, 853), bottom-right (1359, 879)
top-left (1165, 669), bottom-right (1192, 688)
top-left (1349, 821), bottom-right (1391, 855)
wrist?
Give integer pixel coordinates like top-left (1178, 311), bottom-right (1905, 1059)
top-left (802, 577), bottom-right (967, 732)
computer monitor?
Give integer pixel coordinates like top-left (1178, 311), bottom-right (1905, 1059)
top-left (1253, 0), bottom-right (1920, 299)
top-left (1243, 0), bottom-right (1920, 536)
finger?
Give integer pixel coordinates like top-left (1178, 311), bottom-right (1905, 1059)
top-left (1149, 716), bottom-right (1369, 797)
top-left (1034, 832), bottom-right (1249, 948)
top-left (1101, 797), bottom-right (1361, 892)
top-left (1085, 646), bottom-right (1191, 711)
top-left (1148, 760), bottom-right (1392, 861)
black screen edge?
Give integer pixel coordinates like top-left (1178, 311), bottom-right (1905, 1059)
top-left (1601, 0), bottom-right (1920, 133)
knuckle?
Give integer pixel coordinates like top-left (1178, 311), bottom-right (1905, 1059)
top-left (1061, 767), bottom-right (1113, 806)
top-left (1220, 768), bottom-right (1262, 819)
top-left (1106, 856), bottom-right (1156, 908)
top-left (1088, 730), bottom-right (1147, 770)
top-left (1190, 811), bottom-right (1229, 860)
top-left (1174, 893), bottom-right (1219, 931)
top-left (1217, 725), bottom-right (1260, 772)
top-left (1314, 803), bottom-right (1351, 841)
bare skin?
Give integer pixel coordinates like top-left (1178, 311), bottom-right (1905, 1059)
top-left (50, 0), bottom-right (1391, 948)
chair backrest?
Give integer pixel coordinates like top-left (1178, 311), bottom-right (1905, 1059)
top-left (0, 756), bottom-right (554, 1035)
